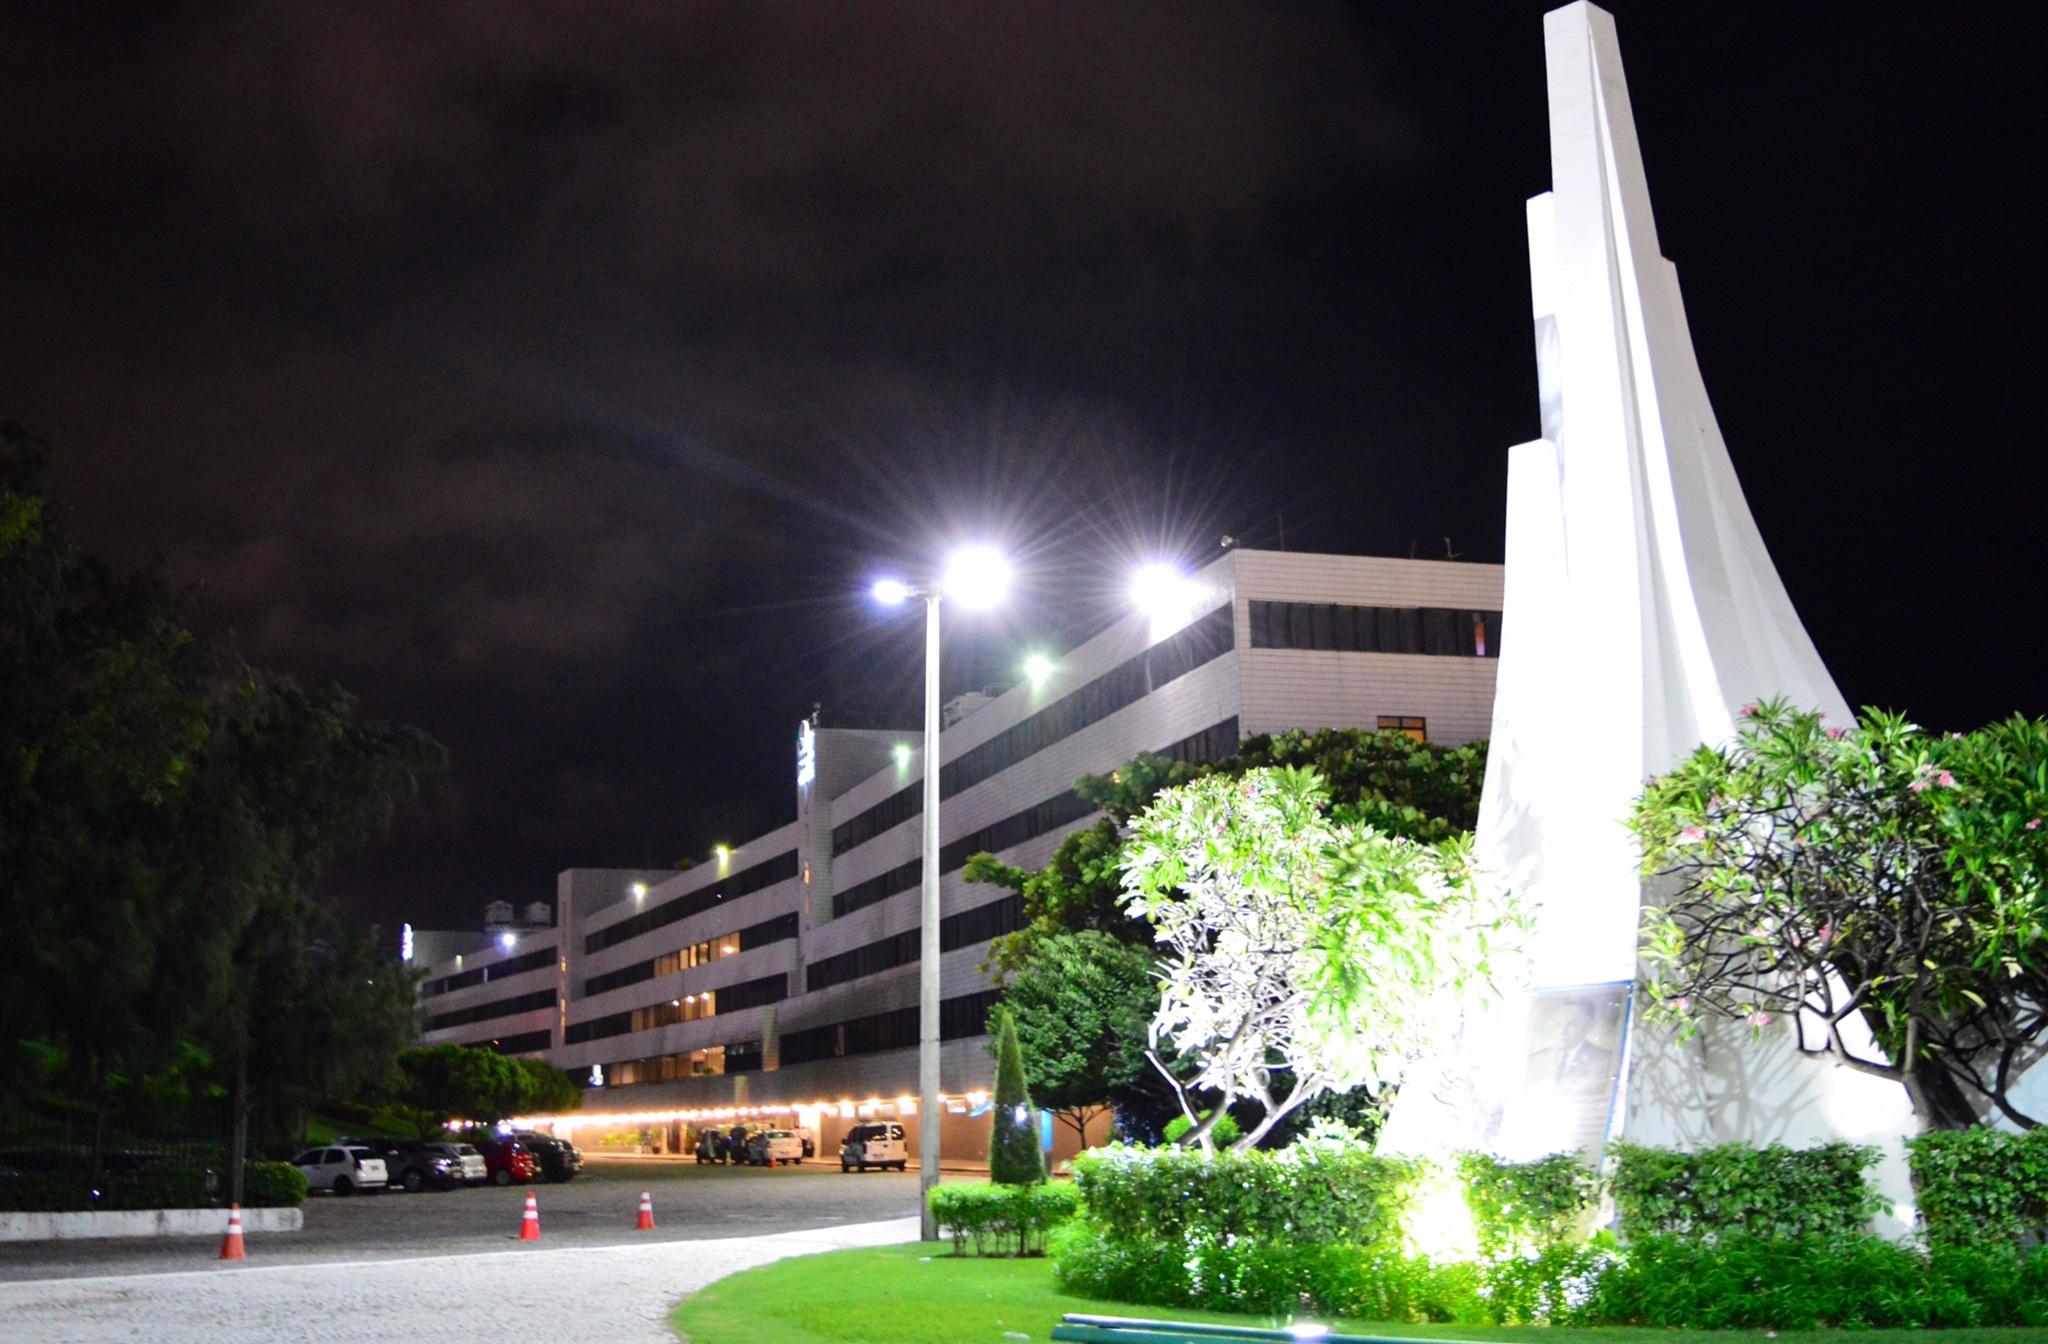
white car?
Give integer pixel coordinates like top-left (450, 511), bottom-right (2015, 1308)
top-left (747, 1129), bottom-right (804, 1166)
top-left (291, 1145), bottom-right (388, 1196)
top-left (839, 1122), bottom-right (908, 1173)
top-left (439, 1142), bottom-right (488, 1185)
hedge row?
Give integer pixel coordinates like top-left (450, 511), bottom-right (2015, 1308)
top-left (1907, 1127), bottom-right (2048, 1248)
top-left (1069, 1142), bottom-right (1421, 1249)
top-left (1054, 1231), bottom-right (2048, 1328)
top-left (928, 1182), bottom-right (1080, 1257)
top-left (1606, 1140), bottom-right (1885, 1242)
top-left (0, 1162), bottom-right (306, 1212)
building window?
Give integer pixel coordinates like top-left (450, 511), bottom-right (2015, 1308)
top-left (1378, 715), bottom-right (1427, 743)
top-left (1248, 601), bottom-right (1499, 659)
top-left (831, 605), bottom-right (1236, 856)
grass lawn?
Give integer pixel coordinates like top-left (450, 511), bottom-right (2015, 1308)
top-left (668, 1241), bottom-right (2041, 1344)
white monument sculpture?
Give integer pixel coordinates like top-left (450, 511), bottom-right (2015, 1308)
top-left (1381, 2), bottom-right (1919, 1223)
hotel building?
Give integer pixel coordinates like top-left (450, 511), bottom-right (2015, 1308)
top-left (408, 548), bottom-right (1503, 1159)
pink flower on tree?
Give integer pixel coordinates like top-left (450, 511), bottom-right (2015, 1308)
top-left (2029, 818), bottom-right (2042, 831)
top-left (1937, 771), bottom-right (1957, 788)
top-left (1744, 1011), bottom-right (1774, 1028)
top-left (1678, 826), bottom-right (1705, 843)
top-left (1739, 703), bottom-right (1757, 718)
top-left (1825, 726), bottom-right (1848, 740)
top-left (1673, 997), bottom-right (1693, 1013)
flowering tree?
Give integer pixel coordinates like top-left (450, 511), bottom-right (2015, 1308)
top-left (1633, 701), bottom-right (2048, 1129)
top-left (1119, 766), bottom-right (1519, 1151)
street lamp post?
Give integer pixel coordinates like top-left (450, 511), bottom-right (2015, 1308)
top-left (873, 546), bottom-right (1007, 1242)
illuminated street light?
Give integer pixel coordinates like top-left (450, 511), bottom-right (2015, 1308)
top-left (497, 931), bottom-right (516, 953)
top-left (1023, 653), bottom-right (1054, 686)
top-left (631, 881), bottom-right (648, 901)
top-left (1130, 561), bottom-right (1193, 618)
top-left (941, 545), bottom-right (1009, 609)
top-left (893, 743), bottom-right (913, 768)
top-left (868, 542), bottom-right (1011, 1241)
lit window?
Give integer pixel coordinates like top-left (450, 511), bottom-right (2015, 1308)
top-left (1378, 715), bottom-right (1427, 743)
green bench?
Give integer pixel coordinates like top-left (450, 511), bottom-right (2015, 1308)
top-left (1051, 1315), bottom-right (1456, 1344)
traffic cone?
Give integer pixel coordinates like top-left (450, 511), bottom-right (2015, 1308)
top-left (517, 1191), bottom-right (541, 1241)
top-left (219, 1203), bottom-right (246, 1261)
top-left (635, 1190), bottom-right (655, 1231)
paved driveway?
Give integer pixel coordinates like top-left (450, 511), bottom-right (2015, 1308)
top-left (0, 1215), bottom-right (920, 1344)
top-left (0, 1161), bottom-right (926, 1343)
top-left (0, 1159), bottom-right (920, 1280)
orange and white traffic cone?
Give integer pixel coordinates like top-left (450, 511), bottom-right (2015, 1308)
top-left (635, 1190), bottom-right (655, 1231)
top-left (219, 1203), bottom-right (246, 1261)
top-left (517, 1191), bottom-right (541, 1241)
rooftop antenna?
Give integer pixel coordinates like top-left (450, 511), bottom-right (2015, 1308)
top-left (1443, 535), bottom-right (1464, 560)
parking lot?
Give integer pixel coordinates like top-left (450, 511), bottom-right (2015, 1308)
top-left (0, 1157), bottom-right (921, 1281)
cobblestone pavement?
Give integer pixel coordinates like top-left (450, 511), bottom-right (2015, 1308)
top-left (0, 1213), bottom-right (922, 1343)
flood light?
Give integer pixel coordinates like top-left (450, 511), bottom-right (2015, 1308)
top-left (871, 578), bottom-right (911, 606)
top-left (497, 931), bottom-right (516, 953)
top-left (631, 881), bottom-right (647, 901)
top-left (1130, 562), bottom-right (1193, 617)
top-left (893, 742), bottom-right (913, 768)
top-left (1023, 653), bottom-right (1053, 685)
top-left (941, 545), bottom-right (1010, 609)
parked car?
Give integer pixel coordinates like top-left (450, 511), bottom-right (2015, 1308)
top-left (472, 1137), bottom-right (538, 1186)
top-left (839, 1122), bottom-right (908, 1173)
top-left (695, 1127), bottom-right (729, 1165)
top-left (439, 1141), bottom-right (488, 1186)
top-left (511, 1130), bottom-right (584, 1183)
top-left (291, 1145), bottom-right (389, 1196)
top-left (361, 1139), bottom-right (471, 1193)
top-left (722, 1126), bottom-right (752, 1164)
top-left (746, 1129), bottom-right (803, 1166)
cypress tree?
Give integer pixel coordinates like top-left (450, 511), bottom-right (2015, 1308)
top-left (988, 1007), bottom-right (1046, 1185)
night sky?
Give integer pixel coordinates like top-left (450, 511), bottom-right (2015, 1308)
top-left (5, 2), bottom-right (2038, 934)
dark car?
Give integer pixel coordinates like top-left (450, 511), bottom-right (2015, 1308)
top-left (511, 1130), bottom-right (583, 1183)
top-left (362, 1139), bottom-right (463, 1193)
top-left (472, 1136), bottom-right (537, 1186)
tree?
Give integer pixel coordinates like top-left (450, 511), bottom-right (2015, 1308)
top-left (1121, 766), bottom-right (1518, 1151)
top-left (972, 728), bottom-right (1488, 974)
top-left (988, 1008), bottom-right (1046, 1184)
top-left (997, 930), bottom-right (1153, 1145)
top-left (0, 423), bottom-right (262, 1170)
top-left (964, 729), bottom-right (1490, 1142)
top-left (1633, 700), bottom-right (2048, 1130)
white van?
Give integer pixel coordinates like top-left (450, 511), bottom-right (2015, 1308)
top-left (839, 1121), bottom-right (908, 1173)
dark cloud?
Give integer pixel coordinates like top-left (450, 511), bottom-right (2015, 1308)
top-left (4, 2), bottom-right (2040, 931)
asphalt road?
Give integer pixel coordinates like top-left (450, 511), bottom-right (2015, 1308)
top-left (0, 1157), bottom-right (922, 1281)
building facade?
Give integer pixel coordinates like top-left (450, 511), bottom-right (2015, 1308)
top-left (411, 547), bottom-right (1503, 1158)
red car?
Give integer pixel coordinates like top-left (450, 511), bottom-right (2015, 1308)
top-left (474, 1137), bottom-right (538, 1186)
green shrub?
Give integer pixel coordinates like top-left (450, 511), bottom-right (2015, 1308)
top-left (0, 1165), bottom-right (211, 1211)
top-left (988, 1009), bottom-right (1047, 1186)
top-left (1457, 1150), bottom-right (1597, 1255)
top-left (96, 1165), bottom-right (210, 1210)
top-left (1070, 1141), bottom-right (1421, 1249)
top-left (928, 1181), bottom-right (1079, 1256)
top-left (240, 1161), bottom-right (309, 1208)
top-left (1052, 1222), bottom-right (1480, 1323)
top-left (1582, 1233), bottom-right (2048, 1329)
top-left (1160, 1111), bottom-right (1240, 1148)
top-left (1607, 1140), bottom-right (1883, 1242)
top-left (1907, 1126), bottom-right (2048, 1248)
